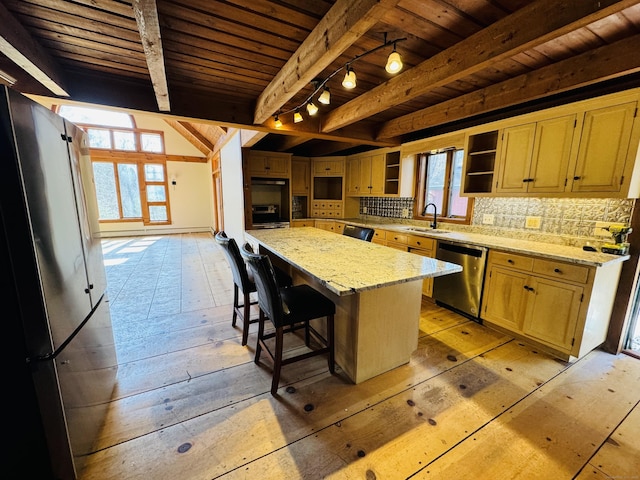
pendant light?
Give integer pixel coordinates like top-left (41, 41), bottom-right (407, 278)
top-left (342, 65), bottom-right (356, 89)
top-left (274, 114), bottom-right (282, 128)
top-left (318, 86), bottom-right (331, 105)
top-left (385, 43), bottom-right (403, 74)
top-left (293, 109), bottom-right (303, 123)
top-left (306, 102), bottom-right (318, 115)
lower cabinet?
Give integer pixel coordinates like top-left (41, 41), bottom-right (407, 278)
top-left (314, 219), bottom-right (344, 233)
top-left (407, 235), bottom-right (436, 297)
top-left (481, 249), bottom-right (622, 360)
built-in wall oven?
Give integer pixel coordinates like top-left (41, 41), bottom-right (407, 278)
top-left (250, 178), bottom-right (290, 228)
top-left (432, 240), bottom-right (488, 322)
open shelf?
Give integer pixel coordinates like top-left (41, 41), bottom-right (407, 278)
top-left (463, 130), bottom-right (499, 195)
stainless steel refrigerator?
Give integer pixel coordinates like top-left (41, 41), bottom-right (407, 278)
top-left (1, 87), bottom-right (118, 479)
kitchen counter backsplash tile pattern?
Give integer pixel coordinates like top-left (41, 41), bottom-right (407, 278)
top-left (358, 197), bottom-right (635, 248)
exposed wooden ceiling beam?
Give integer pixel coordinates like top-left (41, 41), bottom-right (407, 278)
top-left (164, 119), bottom-right (211, 155)
top-left (321, 0), bottom-right (639, 133)
top-left (0, 2), bottom-right (69, 96)
top-left (253, 0), bottom-right (399, 125)
top-left (377, 34), bottom-right (640, 139)
top-left (178, 121), bottom-right (218, 150)
top-left (240, 130), bottom-right (269, 148)
top-left (133, 0), bottom-right (170, 111)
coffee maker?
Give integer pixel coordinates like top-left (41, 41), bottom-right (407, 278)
top-left (601, 226), bottom-right (632, 255)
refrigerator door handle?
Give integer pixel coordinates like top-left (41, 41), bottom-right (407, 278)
top-left (27, 293), bottom-right (105, 363)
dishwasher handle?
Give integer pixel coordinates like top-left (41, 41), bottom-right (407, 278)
top-left (437, 241), bottom-right (486, 258)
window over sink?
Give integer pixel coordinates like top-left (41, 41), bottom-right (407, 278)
top-left (415, 148), bottom-right (473, 224)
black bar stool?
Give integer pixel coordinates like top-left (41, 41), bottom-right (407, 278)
top-left (342, 224), bottom-right (375, 241)
top-left (215, 231), bottom-right (291, 346)
top-left (241, 243), bottom-right (335, 395)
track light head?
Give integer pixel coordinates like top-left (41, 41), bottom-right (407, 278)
top-left (385, 46), bottom-right (403, 74)
top-left (318, 86), bottom-right (331, 105)
top-left (306, 102), bottom-right (318, 115)
top-left (342, 66), bottom-right (356, 89)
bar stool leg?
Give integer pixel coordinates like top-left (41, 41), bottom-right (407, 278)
top-left (255, 310), bottom-right (265, 364)
top-left (241, 291), bottom-right (251, 346)
top-left (271, 326), bottom-right (284, 395)
top-left (232, 284), bottom-right (239, 327)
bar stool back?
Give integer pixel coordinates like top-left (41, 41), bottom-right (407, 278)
top-left (343, 224), bottom-right (375, 241)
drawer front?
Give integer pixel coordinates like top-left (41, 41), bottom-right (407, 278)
top-left (490, 251), bottom-right (534, 271)
top-left (533, 259), bottom-right (590, 284)
top-left (387, 232), bottom-right (408, 244)
top-left (373, 230), bottom-right (387, 241)
top-left (408, 235), bottom-right (435, 251)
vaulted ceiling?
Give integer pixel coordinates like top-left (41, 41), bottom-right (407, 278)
top-left (1, 0), bottom-right (640, 156)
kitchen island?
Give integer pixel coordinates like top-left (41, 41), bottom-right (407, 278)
top-left (245, 227), bottom-right (462, 383)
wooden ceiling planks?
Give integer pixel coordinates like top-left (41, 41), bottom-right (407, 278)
top-left (1, 0), bottom-right (640, 156)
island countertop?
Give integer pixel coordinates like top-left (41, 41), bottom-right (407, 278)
top-left (245, 227), bottom-right (462, 296)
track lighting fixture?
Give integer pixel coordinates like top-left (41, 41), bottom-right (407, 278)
top-left (271, 34), bottom-right (406, 127)
top-left (342, 65), bottom-right (356, 89)
top-left (318, 86), bottom-right (331, 105)
top-left (306, 102), bottom-right (318, 115)
top-left (385, 43), bottom-right (403, 74)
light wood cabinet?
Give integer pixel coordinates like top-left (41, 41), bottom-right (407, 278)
top-left (247, 151), bottom-right (290, 177)
top-left (346, 153), bottom-right (385, 196)
top-left (311, 201), bottom-right (343, 218)
top-left (570, 102), bottom-right (637, 194)
top-left (407, 235), bottom-right (436, 297)
top-left (462, 130), bottom-right (499, 195)
top-left (482, 249), bottom-right (622, 360)
top-left (313, 158), bottom-right (344, 176)
top-left (495, 115), bottom-right (576, 195)
top-left (291, 158), bottom-right (310, 195)
top-left (461, 93), bottom-right (640, 198)
top-left (290, 219), bottom-right (314, 228)
top-left (314, 219), bottom-right (344, 233)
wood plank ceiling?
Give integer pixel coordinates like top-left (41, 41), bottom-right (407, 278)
top-left (1, 0), bottom-right (640, 156)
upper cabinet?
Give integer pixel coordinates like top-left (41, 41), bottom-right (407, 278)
top-left (462, 130), bottom-right (499, 195)
top-left (346, 149), bottom-right (402, 197)
top-left (570, 102), bottom-right (637, 194)
top-left (247, 150), bottom-right (291, 177)
top-left (495, 115), bottom-right (576, 195)
top-left (313, 158), bottom-right (344, 176)
top-left (291, 157), bottom-right (310, 195)
top-left (461, 91), bottom-right (640, 198)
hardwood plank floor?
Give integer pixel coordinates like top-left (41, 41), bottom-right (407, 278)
top-left (79, 233), bottom-right (640, 480)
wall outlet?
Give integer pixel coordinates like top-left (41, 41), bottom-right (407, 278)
top-left (525, 216), bottom-right (542, 229)
top-left (402, 208), bottom-right (409, 218)
top-left (594, 221), bottom-right (626, 237)
top-left (482, 214), bottom-right (494, 225)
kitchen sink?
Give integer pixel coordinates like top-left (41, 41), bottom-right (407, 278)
top-left (403, 227), bottom-right (451, 234)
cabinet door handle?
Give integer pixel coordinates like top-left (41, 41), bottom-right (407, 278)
top-left (554, 268), bottom-right (562, 273)
top-left (573, 176), bottom-right (581, 180)
top-left (523, 178), bottom-right (534, 183)
top-left (416, 241), bottom-right (421, 245)
top-left (507, 259), bottom-right (514, 264)
top-left (524, 285), bottom-right (535, 292)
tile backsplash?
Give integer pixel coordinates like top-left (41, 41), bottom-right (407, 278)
top-left (472, 197), bottom-right (634, 237)
top-left (358, 196), bottom-right (635, 247)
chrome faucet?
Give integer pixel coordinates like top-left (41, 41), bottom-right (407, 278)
top-left (422, 202), bottom-right (438, 229)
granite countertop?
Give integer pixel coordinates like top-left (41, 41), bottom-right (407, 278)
top-left (334, 219), bottom-right (628, 267)
top-left (245, 227), bottom-right (462, 296)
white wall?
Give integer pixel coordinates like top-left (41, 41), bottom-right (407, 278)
top-left (220, 132), bottom-right (246, 240)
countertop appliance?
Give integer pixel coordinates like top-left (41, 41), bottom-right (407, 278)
top-left (1, 87), bottom-right (118, 479)
top-left (433, 239), bottom-right (488, 321)
top-left (252, 204), bottom-right (289, 228)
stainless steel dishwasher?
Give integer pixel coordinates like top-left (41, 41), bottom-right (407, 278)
top-left (433, 240), bottom-right (488, 321)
